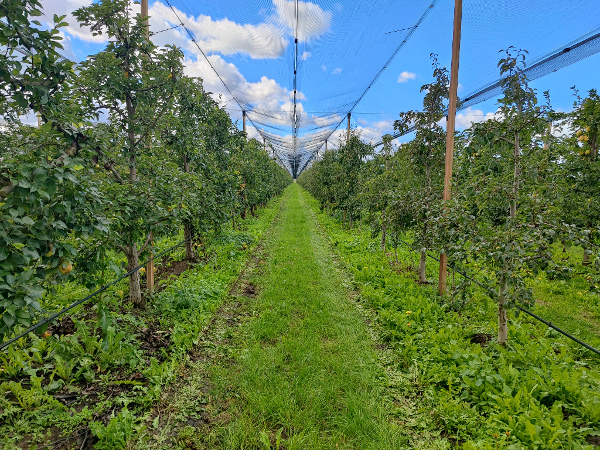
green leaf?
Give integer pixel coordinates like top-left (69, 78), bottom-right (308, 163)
top-left (2, 312), bottom-right (15, 328)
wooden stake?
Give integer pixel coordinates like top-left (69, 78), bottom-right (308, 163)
top-left (146, 233), bottom-right (154, 291)
top-left (347, 113), bottom-right (351, 142)
top-left (438, 0), bottom-right (462, 296)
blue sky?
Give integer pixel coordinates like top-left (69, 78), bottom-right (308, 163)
top-left (42, 0), bottom-right (600, 163)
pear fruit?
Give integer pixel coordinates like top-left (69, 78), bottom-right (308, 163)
top-left (58, 260), bottom-right (73, 275)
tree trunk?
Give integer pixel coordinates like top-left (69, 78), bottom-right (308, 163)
top-left (349, 213), bottom-right (353, 228)
top-left (124, 244), bottom-right (144, 308)
top-left (240, 208), bottom-right (246, 220)
top-left (343, 210), bottom-right (347, 226)
top-left (184, 221), bottom-right (195, 261)
top-left (583, 248), bottom-right (592, 266)
top-left (418, 251), bottom-right (427, 283)
top-left (381, 224), bottom-right (386, 251)
top-left (498, 275), bottom-right (508, 345)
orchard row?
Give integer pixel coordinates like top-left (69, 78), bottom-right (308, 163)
top-left (0, 0), bottom-right (291, 337)
top-left (299, 50), bottom-right (599, 344)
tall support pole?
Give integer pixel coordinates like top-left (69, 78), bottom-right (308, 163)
top-left (141, 0), bottom-right (149, 38)
top-left (242, 110), bottom-right (247, 135)
top-left (140, 0), bottom-right (154, 291)
top-left (347, 113), bottom-right (351, 143)
top-left (438, 0), bottom-right (462, 296)
top-left (325, 140), bottom-right (328, 152)
top-left (263, 137), bottom-right (266, 152)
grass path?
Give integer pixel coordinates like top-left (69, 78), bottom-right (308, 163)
top-left (140, 184), bottom-right (427, 449)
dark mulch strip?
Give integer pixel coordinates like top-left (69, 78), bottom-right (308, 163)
top-left (47, 316), bottom-right (76, 336)
top-left (469, 333), bottom-right (493, 347)
top-left (242, 282), bottom-right (259, 298)
top-left (138, 321), bottom-right (172, 361)
top-left (587, 435), bottom-right (600, 447)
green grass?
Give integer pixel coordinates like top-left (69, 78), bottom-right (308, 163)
top-left (218, 184), bottom-right (408, 448)
top-left (531, 270), bottom-right (600, 351)
top-left (146, 184), bottom-right (446, 449)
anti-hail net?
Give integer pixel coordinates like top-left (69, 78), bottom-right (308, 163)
top-left (45, 0), bottom-right (600, 176)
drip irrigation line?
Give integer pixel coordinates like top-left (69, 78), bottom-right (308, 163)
top-left (514, 305), bottom-right (600, 357)
top-left (0, 239), bottom-right (190, 352)
top-left (393, 237), bottom-right (600, 357)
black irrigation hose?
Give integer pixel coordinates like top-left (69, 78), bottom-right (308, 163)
top-left (514, 306), bottom-right (600, 357)
top-left (0, 239), bottom-right (190, 352)
top-left (395, 237), bottom-right (600, 357)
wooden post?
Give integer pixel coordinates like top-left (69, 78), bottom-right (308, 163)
top-left (141, 0), bottom-right (149, 38)
top-left (243, 110), bottom-right (247, 135)
top-left (146, 233), bottom-right (154, 290)
top-left (438, 0), bottom-right (462, 296)
top-left (141, 0), bottom-right (153, 291)
top-left (347, 113), bottom-right (351, 143)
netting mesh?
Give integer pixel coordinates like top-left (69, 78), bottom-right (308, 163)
top-left (46, 0), bottom-right (600, 176)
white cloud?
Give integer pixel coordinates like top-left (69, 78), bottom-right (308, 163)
top-left (321, 65), bottom-right (327, 71)
top-left (290, 90), bottom-right (307, 100)
top-left (149, 3), bottom-right (287, 60)
top-left (300, 51), bottom-right (311, 60)
top-left (433, 107), bottom-right (501, 131)
top-left (331, 68), bottom-right (341, 75)
top-left (397, 71), bottom-right (417, 83)
top-left (184, 55), bottom-right (290, 112)
top-left (454, 107), bottom-right (498, 129)
top-left (41, 0), bottom-right (108, 44)
top-left (272, 0), bottom-right (332, 41)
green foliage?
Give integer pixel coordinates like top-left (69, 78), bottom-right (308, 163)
top-left (298, 129), bottom-right (371, 225)
top-left (0, 0), bottom-right (72, 121)
top-left (306, 190), bottom-right (600, 448)
top-left (89, 408), bottom-right (143, 449)
top-left (0, 195), bottom-right (283, 447)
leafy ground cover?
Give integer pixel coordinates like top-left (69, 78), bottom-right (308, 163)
top-left (302, 186), bottom-right (600, 449)
top-left (0, 196), bottom-right (282, 449)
